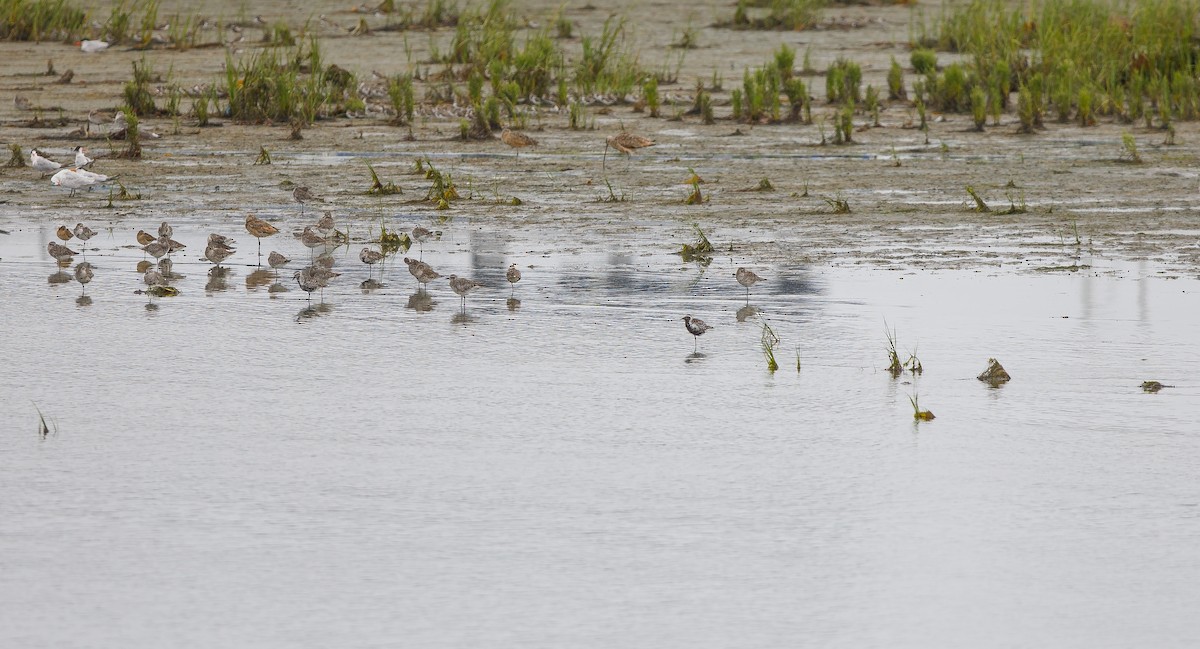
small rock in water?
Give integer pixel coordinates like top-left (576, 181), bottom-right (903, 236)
top-left (977, 358), bottom-right (1011, 385)
top-left (1141, 380), bottom-right (1168, 393)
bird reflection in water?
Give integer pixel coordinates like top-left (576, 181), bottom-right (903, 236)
top-left (360, 278), bottom-right (383, 293)
top-left (245, 268), bottom-right (274, 290)
top-left (296, 302), bottom-right (333, 322)
top-left (75, 295), bottom-right (93, 307)
top-left (507, 297), bottom-right (520, 311)
top-left (268, 282), bottom-right (289, 297)
top-left (451, 311), bottom-right (477, 326)
top-left (407, 290), bottom-right (435, 312)
top-left (736, 304), bottom-right (760, 322)
top-left (206, 266), bottom-right (232, 293)
top-left (47, 270), bottom-right (72, 285)
top-left (684, 351), bottom-right (708, 364)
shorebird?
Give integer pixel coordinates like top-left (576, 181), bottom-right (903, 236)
top-left (56, 225), bottom-right (73, 242)
top-left (735, 267), bottom-right (765, 298)
top-left (403, 257), bottom-right (440, 290)
top-left (205, 242), bottom-right (235, 269)
top-left (158, 221), bottom-right (173, 240)
top-left (73, 146), bottom-right (93, 168)
top-left (47, 241), bottom-right (78, 261)
top-left (447, 274), bottom-right (483, 309)
top-left (268, 251), bottom-right (290, 277)
top-left (74, 261), bottom-right (93, 294)
top-left (293, 268), bottom-right (321, 300)
top-left (315, 211), bottom-right (334, 234)
top-left (500, 127), bottom-right (538, 157)
top-left (208, 233), bottom-right (236, 251)
top-left (144, 268), bottom-right (165, 288)
top-left (79, 39), bottom-right (110, 53)
top-left (142, 237), bottom-right (169, 262)
top-left (682, 315), bottom-right (712, 351)
top-left (293, 185), bottom-right (320, 215)
top-left (244, 214), bottom-right (280, 259)
top-left (359, 247), bottom-right (384, 278)
top-left (136, 230), bottom-right (156, 246)
top-left (603, 131), bottom-right (656, 169)
top-left (300, 226), bottom-right (327, 258)
top-left (411, 226), bottom-right (431, 259)
top-left (506, 263), bottom-right (522, 295)
top-left (73, 223), bottom-right (96, 245)
top-left (30, 149), bottom-right (63, 174)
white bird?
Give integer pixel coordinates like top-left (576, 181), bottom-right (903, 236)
top-left (73, 146), bottom-right (93, 168)
top-left (79, 39), bottom-right (110, 53)
top-left (30, 150), bottom-right (62, 174)
top-left (50, 168), bottom-right (109, 196)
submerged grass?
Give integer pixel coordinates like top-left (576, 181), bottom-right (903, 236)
top-left (760, 319), bottom-right (780, 372)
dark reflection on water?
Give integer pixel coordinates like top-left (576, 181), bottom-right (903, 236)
top-left (47, 271), bottom-right (71, 285)
top-left (360, 279), bottom-right (383, 293)
top-left (296, 302), bottom-right (333, 322)
top-left (75, 295), bottom-right (92, 307)
top-left (268, 282), bottom-right (289, 297)
top-left (736, 304), bottom-right (760, 322)
top-left (407, 290), bottom-right (434, 312)
top-left (451, 311), bottom-right (477, 325)
top-left (206, 266), bottom-right (232, 292)
top-left (685, 351), bottom-right (708, 363)
top-left (507, 297), bottom-right (520, 311)
top-left (245, 268), bottom-right (274, 290)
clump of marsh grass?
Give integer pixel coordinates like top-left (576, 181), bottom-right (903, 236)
top-left (388, 74), bottom-right (415, 125)
top-left (823, 194), bottom-right (850, 214)
top-left (0, 0), bottom-right (87, 42)
top-left (6, 144), bottom-right (25, 167)
top-left (366, 163), bottom-right (402, 195)
top-left (422, 159), bottom-right (460, 208)
top-left (885, 324), bottom-right (923, 377)
top-left (254, 146), bottom-right (272, 165)
top-left (965, 185), bottom-right (991, 212)
top-left (122, 58), bottom-right (157, 116)
top-left (33, 402), bottom-right (56, 439)
top-left (118, 109), bottom-right (142, 159)
top-left (683, 167), bottom-right (705, 204)
top-left (908, 394), bottom-right (935, 421)
top-left (727, 0), bottom-right (825, 30)
top-left (377, 221), bottom-right (411, 254)
top-left (759, 318), bottom-right (780, 372)
top-left (977, 358), bottom-right (1011, 386)
top-left (1119, 132), bottom-right (1143, 163)
top-left (680, 224), bottom-right (714, 261)
top-left (600, 178), bottom-right (625, 203)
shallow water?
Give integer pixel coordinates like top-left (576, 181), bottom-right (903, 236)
top-left (2, 223), bottom-right (1198, 648)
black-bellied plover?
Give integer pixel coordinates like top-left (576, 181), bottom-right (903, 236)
top-left (403, 257), bottom-right (439, 290)
top-left (360, 247), bottom-right (384, 278)
top-left (734, 267), bottom-right (765, 298)
top-left (506, 263), bottom-right (522, 295)
top-left (410, 226), bottom-right (432, 259)
top-left (447, 274), bottom-right (482, 309)
top-left (73, 261), bottom-right (93, 294)
top-left (293, 185), bottom-right (320, 215)
top-left (268, 250), bottom-right (290, 277)
top-left (73, 223), bottom-right (96, 244)
top-left (682, 315), bottom-right (712, 351)
top-left (48, 241), bottom-right (78, 261)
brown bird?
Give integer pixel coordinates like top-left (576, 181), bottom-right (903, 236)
top-left (360, 247), bottom-right (384, 278)
top-left (136, 229), bottom-right (156, 246)
top-left (500, 127), bottom-right (538, 157)
top-left (315, 211), bottom-right (334, 234)
top-left (604, 131), bottom-right (656, 169)
top-left (73, 223), bottom-right (96, 244)
top-left (293, 185), bottom-right (320, 215)
top-left (268, 250), bottom-right (290, 276)
top-left (448, 274), bottom-right (483, 309)
top-left (244, 214), bottom-right (280, 259)
top-left (404, 257), bottom-right (440, 290)
top-left (301, 226), bottom-right (327, 258)
top-left (205, 242), bottom-right (235, 269)
top-left (411, 226), bottom-right (432, 259)
top-left (47, 241), bottom-right (78, 260)
top-left (506, 263), bottom-right (522, 295)
top-left (735, 267), bottom-right (765, 298)
top-left (682, 315), bottom-right (711, 351)
top-left (56, 225), bottom-right (73, 242)
top-left (142, 237), bottom-right (169, 261)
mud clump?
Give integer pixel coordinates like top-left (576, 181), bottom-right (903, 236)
top-left (1141, 381), bottom-right (1171, 393)
top-left (978, 358), bottom-right (1011, 386)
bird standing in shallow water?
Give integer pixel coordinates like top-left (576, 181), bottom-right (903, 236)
top-left (48, 241), bottom-right (78, 261)
top-left (359, 247), bottom-right (384, 278)
top-left (293, 185), bottom-right (320, 215)
top-left (410, 226), bottom-right (432, 259)
top-left (735, 267), bottom-right (765, 299)
top-left (448, 274), bottom-right (483, 310)
top-left (244, 214), bottom-right (280, 260)
top-left (404, 257), bottom-right (440, 291)
top-left (74, 261), bottom-right (93, 295)
top-left (268, 251), bottom-right (289, 277)
top-left (56, 225), bottom-right (73, 242)
top-left (506, 263), bottom-right (522, 295)
top-left (682, 315), bottom-right (712, 351)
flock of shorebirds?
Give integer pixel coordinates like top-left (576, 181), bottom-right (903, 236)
top-left (31, 129), bottom-right (767, 345)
